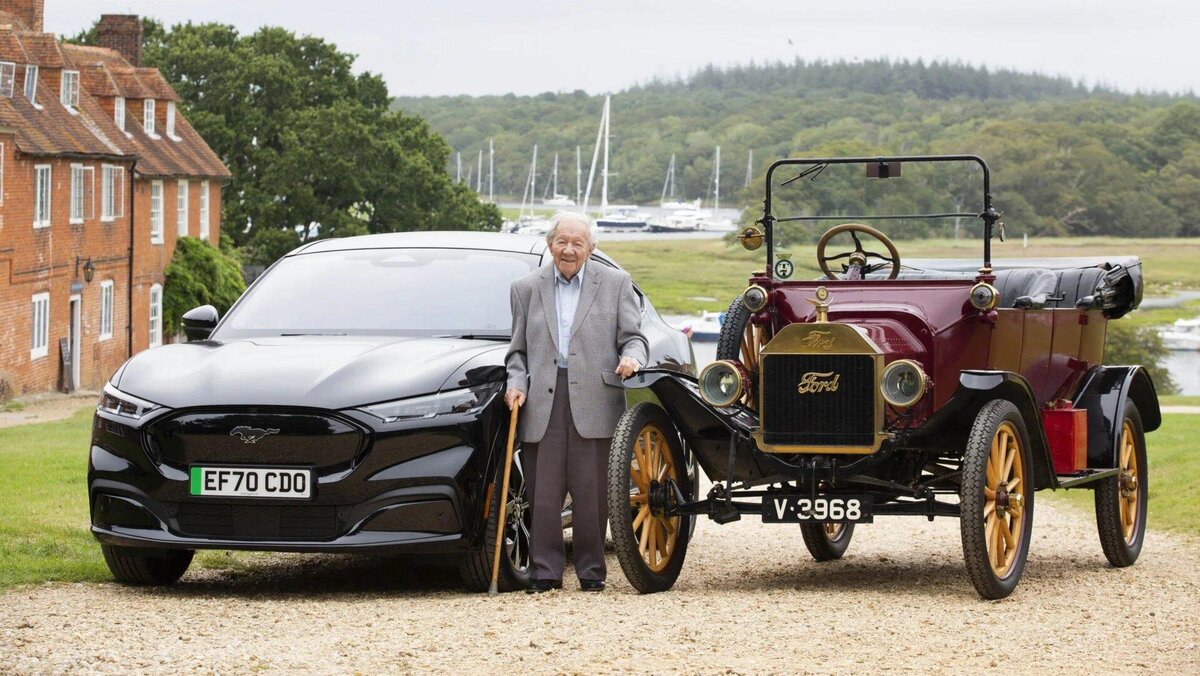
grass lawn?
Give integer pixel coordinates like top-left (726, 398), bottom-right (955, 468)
top-left (1, 402), bottom-right (1196, 590)
top-left (0, 409), bottom-right (261, 590)
top-left (601, 236), bottom-right (1200, 316)
top-left (1161, 395), bottom-right (1200, 407)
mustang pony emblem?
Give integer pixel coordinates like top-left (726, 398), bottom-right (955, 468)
top-left (230, 426), bottom-right (281, 444)
top-left (799, 330), bottom-right (836, 350)
top-left (797, 371), bottom-right (840, 394)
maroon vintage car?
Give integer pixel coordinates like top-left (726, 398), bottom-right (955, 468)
top-left (609, 155), bottom-right (1159, 599)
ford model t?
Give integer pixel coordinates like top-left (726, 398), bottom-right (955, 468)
top-left (609, 155), bottom-right (1159, 599)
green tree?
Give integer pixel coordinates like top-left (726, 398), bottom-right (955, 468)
top-left (1105, 322), bottom-right (1177, 395)
top-left (69, 19), bottom-right (499, 262)
top-left (163, 237), bottom-right (246, 337)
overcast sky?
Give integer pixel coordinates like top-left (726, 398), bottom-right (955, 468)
top-left (47, 0), bottom-right (1198, 97)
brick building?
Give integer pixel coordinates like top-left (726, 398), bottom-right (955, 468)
top-left (0, 0), bottom-right (230, 397)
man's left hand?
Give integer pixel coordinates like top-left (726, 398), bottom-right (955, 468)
top-left (615, 356), bottom-right (641, 378)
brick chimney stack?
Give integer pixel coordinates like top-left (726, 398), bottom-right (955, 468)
top-left (0, 0), bottom-right (44, 32)
top-left (97, 14), bottom-right (142, 67)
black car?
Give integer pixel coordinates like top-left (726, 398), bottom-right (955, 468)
top-left (89, 231), bottom-right (694, 591)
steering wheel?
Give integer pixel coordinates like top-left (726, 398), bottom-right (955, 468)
top-left (816, 223), bottom-right (901, 280)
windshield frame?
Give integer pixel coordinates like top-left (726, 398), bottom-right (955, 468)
top-left (761, 154), bottom-right (999, 275)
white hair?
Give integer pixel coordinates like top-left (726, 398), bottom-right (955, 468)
top-left (546, 211), bottom-right (597, 248)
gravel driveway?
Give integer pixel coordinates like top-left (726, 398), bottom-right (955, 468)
top-left (2, 500), bottom-right (1197, 674)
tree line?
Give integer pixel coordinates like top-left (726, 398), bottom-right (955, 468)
top-left (396, 59), bottom-right (1200, 239)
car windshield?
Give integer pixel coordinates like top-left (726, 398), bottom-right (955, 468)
top-left (214, 247), bottom-right (540, 339)
top-left (765, 157), bottom-right (989, 281)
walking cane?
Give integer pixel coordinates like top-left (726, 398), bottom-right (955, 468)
top-left (489, 402), bottom-right (520, 595)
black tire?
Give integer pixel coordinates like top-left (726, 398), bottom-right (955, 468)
top-left (959, 400), bottom-right (1035, 600)
top-left (800, 522), bottom-right (856, 561)
top-left (460, 443), bottom-right (534, 592)
top-left (715, 295), bottom-right (751, 362)
top-left (1094, 401), bottom-right (1148, 568)
top-left (101, 544), bottom-right (193, 585)
top-left (608, 402), bottom-right (692, 593)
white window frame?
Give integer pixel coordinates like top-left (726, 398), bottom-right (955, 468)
top-left (199, 181), bottom-right (211, 239)
top-left (149, 284), bottom-right (163, 348)
top-left (24, 64), bottom-right (37, 102)
top-left (114, 96), bottom-right (125, 131)
top-left (30, 292), bottom-right (50, 359)
top-left (0, 61), bottom-right (15, 98)
top-left (177, 179), bottom-right (189, 237)
top-left (101, 164), bottom-right (124, 222)
top-left (143, 98), bottom-right (155, 135)
top-left (166, 101), bottom-right (178, 139)
top-left (150, 180), bottom-right (164, 243)
top-left (99, 280), bottom-right (114, 341)
top-left (69, 164), bottom-right (94, 224)
top-left (34, 164), bottom-right (51, 228)
top-left (60, 70), bottom-right (79, 109)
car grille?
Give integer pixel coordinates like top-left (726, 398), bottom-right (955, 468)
top-left (761, 353), bottom-right (876, 447)
top-left (177, 502), bottom-right (339, 540)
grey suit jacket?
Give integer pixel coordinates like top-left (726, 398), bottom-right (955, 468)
top-left (506, 262), bottom-right (649, 443)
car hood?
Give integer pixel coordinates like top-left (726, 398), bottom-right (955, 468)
top-left (113, 335), bottom-right (508, 410)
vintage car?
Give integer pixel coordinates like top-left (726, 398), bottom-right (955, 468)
top-left (88, 231), bottom-right (693, 591)
top-left (609, 155), bottom-right (1160, 599)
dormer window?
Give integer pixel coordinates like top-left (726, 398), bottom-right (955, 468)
top-left (60, 70), bottom-right (80, 108)
top-left (166, 101), bottom-right (176, 139)
top-left (23, 65), bottom-right (36, 102)
top-left (114, 96), bottom-right (125, 131)
top-left (143, 98), bottom-right (155, 135)
top-left (0, 62), bottom-right (15, 98)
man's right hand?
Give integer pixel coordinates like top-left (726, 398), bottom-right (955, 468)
top-left (504, 388), bottom-right (526, 410)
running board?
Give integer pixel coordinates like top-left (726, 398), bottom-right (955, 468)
top-left (1055, 468), bottom-right (1120, 489)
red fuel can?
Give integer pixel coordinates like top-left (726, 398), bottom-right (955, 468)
top-left (1042, 406), bottom-right (1087, 474)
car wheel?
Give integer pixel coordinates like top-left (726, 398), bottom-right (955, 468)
top-left (101, 544), bottom-right (193, 585)
top-left (800, 522), bottom-right (856, 561)
top-left (959, 400), bottom-right (1035, 600)
top-left (715, 295), bottom-right (763, 409)
top-left (608, 402), bottom-right (691, 593)
top-left (460, 445), bottom-right (534, 592)
top-left (1094, 401), bottom-right (1147, 568)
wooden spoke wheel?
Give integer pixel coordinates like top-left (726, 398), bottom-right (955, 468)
top-left (715, 295), bottom-right (768, 409)
top-left (608, 403), bottom-right (692, 593)
top-left (960, 400), bottom-right (1035, 600)
top-left (1095, 401), bottom-right (1148, 567)
top-left (460, 444), bottom-right (534, 592)
top-left (800, 521), bottom-right (856, 561)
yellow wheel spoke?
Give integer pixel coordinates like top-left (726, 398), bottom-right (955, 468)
top-left (999, 516), bottom-right (1015, 550)
top-left (630, 466), bottom-right (648, 492)
top-left (1007, 476), bottom-right (1021, 492)
top-left (984, 487), bottom-right (996, 501)
top-left (630, 493), bottom-right (647, 504)
top-left (633, 504), bottom-right (649, 530)
top-left (984, 501), bottom-right (995, 518)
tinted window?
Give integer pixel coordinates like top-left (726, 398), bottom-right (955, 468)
top-left (215, 248), bottom-right (539, 338)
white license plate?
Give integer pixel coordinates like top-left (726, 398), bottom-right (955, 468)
top-left (189, 466), bottom-right (312, 499)
top-left (762, 495), bottom-right (874, 523)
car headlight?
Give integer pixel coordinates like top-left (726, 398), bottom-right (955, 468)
top-left (98, 383), bottom-right (161, 420)
top-left (742, 284), bottom-right (769, 312)
top-left (969, 282), bottom-right (999, 311)
top-left (880, 359), bottom-right (928, 408)
top-left (361, 383), bottom-right (499, 423)
top-left (697, 360), bottom-right (749, 408)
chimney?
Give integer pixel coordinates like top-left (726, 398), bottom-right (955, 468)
top-left (0, 0), bottom-right (44, 32)
top-left (97, 14), bottom-right (142, 66)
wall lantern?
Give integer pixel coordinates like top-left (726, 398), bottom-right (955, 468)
top-left (76, 256), bottom-right (96, 283)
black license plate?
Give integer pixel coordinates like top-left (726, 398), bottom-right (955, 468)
top-left (763, 495), bottom-right (874, 523)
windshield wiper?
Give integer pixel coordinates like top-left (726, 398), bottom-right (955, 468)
top-left (435, 333), bottom-right (511, 341)
top-left (781, 162), bottom-right (828, 187)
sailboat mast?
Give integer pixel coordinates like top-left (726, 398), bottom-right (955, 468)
top-left (575, 146), bottom-right (582, 206)
top-left (600, 96), bottom-right (610, 216)
top-left (531, 144), bottom-right (538, 203)
top-left (552, 153), bottom-right (559, 197)
top-left (745, 149), bottom-right (753, 188)
top-left (476, 150), bottom-right (483, 193)
top-left (456, 152), bottom-right (462, 183)
top-left (714, 145), bottom-right (721, 212)
top-left (582, 96), bottom-right (607, 213)
top-left (488, 138), bottom-right (494, 202)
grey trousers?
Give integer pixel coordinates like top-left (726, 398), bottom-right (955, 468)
top-left (524, 368), bottom-right (610, 582)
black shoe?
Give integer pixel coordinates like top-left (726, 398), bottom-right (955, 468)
top-left (579, 579), bottom-right (605, 592)
top-left (526, 579), bottom-right (562, 594)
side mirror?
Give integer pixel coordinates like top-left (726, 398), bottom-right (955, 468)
top-left (181, 305), bottom-right (219, 342)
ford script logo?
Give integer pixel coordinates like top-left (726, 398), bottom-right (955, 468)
top-left (797, 371), bottom-right (840, 394)
top-left (230, 426), bottom-right (281, 444)
top-left (799, 331), bottom-right (836, 350)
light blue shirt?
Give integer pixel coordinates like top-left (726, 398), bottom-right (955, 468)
top-left (554, 262), bottom-right (585, 366)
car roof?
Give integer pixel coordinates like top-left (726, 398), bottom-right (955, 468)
top-left (291, 231), bottom-right (550, 256)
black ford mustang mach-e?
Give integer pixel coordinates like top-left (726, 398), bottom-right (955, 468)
top-left (88, 231), bottom-right (693, 590)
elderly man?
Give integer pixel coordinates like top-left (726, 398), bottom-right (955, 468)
top-left (505, 212), bottom-right (648, 593)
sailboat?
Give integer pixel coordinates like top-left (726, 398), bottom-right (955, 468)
top-left (699, 145), bottom-right (735, 232)
top-left (660, 154), bottom-right (700, 210)
top-left (543, 152), bottom-right (576, 207)
top-left (589, 96), bottom-right (649, 231)
top-left (515, 145), bottom-right (552, 235)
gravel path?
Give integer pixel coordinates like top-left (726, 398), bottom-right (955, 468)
top-left (2, 499), bottom-right (1198, 674)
